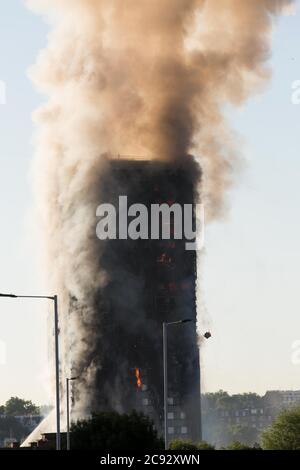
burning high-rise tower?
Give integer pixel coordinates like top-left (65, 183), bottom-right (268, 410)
top-left (26, 0), bottom-right (293, 447)
top-left (70, 156), bottom-right (202, 441)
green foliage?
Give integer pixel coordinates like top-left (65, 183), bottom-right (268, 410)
top-left (169, 439), bottom-right (215, 450)
top-left (169, 440), bottom-right (198, 450)
top-left (197, 441), bottom-right (215, 450)
top-left (4, 397), bottom-right (40, 416)
top-left (70, 411), bottom-right (164, 451)
top-left (226, 441), bottom-right (261, 450)
top-left (262, 406), bottom-right (300, 450)
top-left (0, 397), bottom-right (41, 445)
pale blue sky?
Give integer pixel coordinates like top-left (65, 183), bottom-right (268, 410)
top-left (0, 1), bottom-right (299, 405)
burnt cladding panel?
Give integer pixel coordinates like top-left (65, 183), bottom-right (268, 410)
top-left (95, 159), bottom-right (201, 440)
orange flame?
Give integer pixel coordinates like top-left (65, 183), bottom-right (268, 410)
top-left (135, 368), bottom-right (142, 389)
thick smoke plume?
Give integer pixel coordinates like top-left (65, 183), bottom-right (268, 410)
top-left (26, 0), bottom-right (293, 415)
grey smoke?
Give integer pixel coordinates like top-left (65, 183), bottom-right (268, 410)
top-left (26, 0), bottom-right (294, 417)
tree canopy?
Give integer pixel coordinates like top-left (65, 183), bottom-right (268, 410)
top-left (262, 406), bottom-right (300, 450)
top-left (3, 397), bottom-right (40, 416)
top-left (70, 411), bottom-right (164, 451)
top-left (226, 441), bottom-right (261, 450)
top-left (169, 439), bottom-right (215, 450)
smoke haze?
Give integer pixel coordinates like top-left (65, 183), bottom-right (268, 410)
top-left (26, 0), bottom-right (293, 415)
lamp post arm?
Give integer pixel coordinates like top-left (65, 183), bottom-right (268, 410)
top-left (0, 292), bottom-right (61, 450)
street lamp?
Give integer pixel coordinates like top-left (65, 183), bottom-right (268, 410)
top-left (0, 293), bottom-right (61, 450)
top-left (162, 319), bottom-right (211, 450)
top-left (66, 376), bottom-right (78, 451)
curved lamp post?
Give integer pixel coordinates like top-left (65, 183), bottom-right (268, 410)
top-left (0, 293), bottom-right (61, 450)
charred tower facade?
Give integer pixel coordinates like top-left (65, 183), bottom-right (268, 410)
top-left (73, 158), bottom-right (201, 442)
